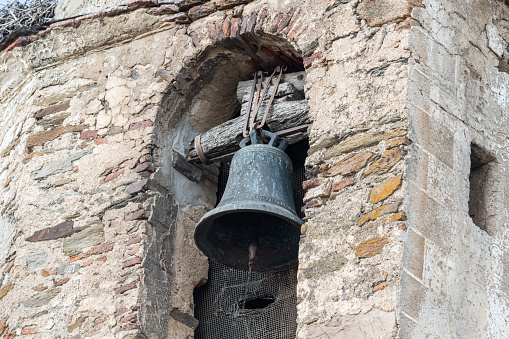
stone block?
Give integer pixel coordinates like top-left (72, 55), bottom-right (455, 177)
top-left (54, 278), bottom-right (70, 286)
top-left (127, 246), bottom-right (140, 255)
top-left (355, 236), bottom-right (389, 258)
top-left (386, 136), bottom-right (410, 149)
top-left (426, 155), bottom-right (457, 207)
top-left (406, 185), bottom-right (453, 250)
top-left (399, 270), bottom-right (426, 320)
top-left (53, 178), bottom-right (72, 187)
top-left (57, 263), bottom-right (80, 275)
top-left (169, 308), bottom-right (199, 330)
top-left (100, 168), bottom-right (125, 184)
top-left (27, 124), bottom-right (87, 148)
top-left (390, 213), bottom-right (406, 221)
top-left (325, 128), bottom-right (406, 160)
top-left (332, 178), bottom-right (355, 192)
top-left (373, 281), bottom-right (388, 292)
top-left (370, 174), bottom-right (402, 203)
top-left (411, 106), bottom-right (455, 169)
top-left (115, 281), bottom-right (138, 294)
top-left (302, 178), bottom-right (322, 191)
top-left (149, 4), bottom-right (179, 14)
top-left (2, 176), bottom-right (11, 188)
top-left (303, 51), bottom-right (323, 68)
top-left (80, 130), bottom-right (98, 140)
top-left (214, 0), bottom-right (251, 10)
top-left (359, 201), bottom-right (401, 225)
top-left (107, 126), bottom-right (124, 135)
top-left (0, 284), bottom-right (14, 300)
top-left (68, 316), bottom-right (87, 333)
top-left (327, 151), bottom-right (374, 176)
top-left (133, 162), bottom-right (155, 173)
top-left (357, 0), bottom-right (423, 27)
top-left (397, 313), bottom-right (419, 338)
top-left (1, 138), bottom-right (19, 158)
top-left (303, 309), bottom-right (397, 338)
top-left (129, 120), bottom-right (153, 131)
top-left (301, 198), bottom-right (326, 211)
top-left (364, 147), bottom-right (405, 176)
top-left (21, 327), bottom-right (39, 335)
top-left (120, 313), bottom-right (138, 324)
top-left (403, 228), bottom-right (425, 279)
top-left (123, 257), bottom-right (143, 268)
top-left (34, 100), bottom-right (71, 119)
top-left (303, 252), bottom-right (346, 279)
top-left (63, 224), bottom-right (104, 257)
top-left (188, 3), bottom-right (215, 21)
top-left (26, 220), bottom-right (75, 242)
top-left (89, 242), bottom-right (114, 255)
top-left (125, 209), bottom-right (150, 221)
top-left (23, 288), bottom-right (61, 308)
top-left (94, 138), bottom-right (108, 144)
top-left (34, 149), bottom-right (92, 180)
top-left (0, 317), bottom-right (7, 334)
top-left (25, 248), bottom-right (47, 271)
top-left (41, 269), bottom-right (56, 277)
top-left (69, 253), bottom-right (89, 263)
top-left (166, 12), bottom-right (191, 23)
top-left (406, 145), bottom-right (429, 190)
top-left (127, 236), bottom-right (142, 245)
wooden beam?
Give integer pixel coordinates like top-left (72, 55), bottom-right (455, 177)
top-left (188, 71), bottom-right (309, 164)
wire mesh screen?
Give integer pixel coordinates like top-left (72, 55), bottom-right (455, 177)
top-left (286, 139), bottom-right (308, 219)
top-left (194, 138), bottom-right (308, 339)
top-left (194, 261), bottom-right (298, 339)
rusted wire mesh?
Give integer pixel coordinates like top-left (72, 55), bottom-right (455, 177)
top-left (0, 0), bottom-right (57, 47)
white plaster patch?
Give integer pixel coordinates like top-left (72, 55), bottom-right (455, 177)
top-left (487, 20), bottom-right (505, 58)
top-left (0, 217), bottom-right (14, 262)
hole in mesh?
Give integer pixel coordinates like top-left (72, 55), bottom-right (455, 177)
top-left (240, 297), bottom-right (275, 310)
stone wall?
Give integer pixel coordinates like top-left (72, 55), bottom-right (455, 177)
top-left (55, 0), bottom-right (127, 19)
top-left (3, 0), bottom-right (507, 338)
top-left (296, 0), bottom-right (416, 337)
top-left (0, 7), bottom-right (214, 338)
top-left (402, 0), bottom-right (509, 337)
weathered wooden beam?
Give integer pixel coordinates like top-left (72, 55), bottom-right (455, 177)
top-left (236, 71), bottom-right (307, 103)
top-left (172, 150), bottom-right (203, 182)
top-left (188, 99), bottom-right (310, 163)
top-left (188, 71), bottom-right (309, 164)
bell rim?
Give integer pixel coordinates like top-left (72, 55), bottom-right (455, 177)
top-left (194, 201), bottom-right (303, 272)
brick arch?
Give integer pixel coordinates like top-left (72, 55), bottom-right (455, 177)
top-left (156, 11), bottom-right (307, 133)
top-left (186, 7), bottom-right (306, 71)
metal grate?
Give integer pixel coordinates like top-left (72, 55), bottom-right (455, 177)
top-left (194, 261), bottom-right (298, 339)
top-left (286, 139), bottom-right (308, 219)
top-left (194, 138), bottom-right (308, 339)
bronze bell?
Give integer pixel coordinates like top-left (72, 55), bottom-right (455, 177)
top-left (194, 130), bottom-right (303, 272)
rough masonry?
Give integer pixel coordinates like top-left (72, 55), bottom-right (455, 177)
top-left (0, 0), bottom-right (507, 338)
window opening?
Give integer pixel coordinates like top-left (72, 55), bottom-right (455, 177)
top-left (468, 143), bottom-right (495, 233)
top-left (194, 138), bottom-right (308, 339)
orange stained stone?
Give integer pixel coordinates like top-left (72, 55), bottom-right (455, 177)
top-left (21, 327), bottom-right (39, 334)
top-left (355, 236), bottom-right (389, 258)
top-left (370, 174), bottom-right (402, 203)
top-left (373, 281), bottom-right (389, 292)
top-left (390, 213), bottom-right (407, 222)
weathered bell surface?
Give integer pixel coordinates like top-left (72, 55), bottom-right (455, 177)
top-left (194, 130), bottom-right (303, 272)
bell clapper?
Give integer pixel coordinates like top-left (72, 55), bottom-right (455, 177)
top-left (249, 239), bottom-right (258, 263)
top-left (242, 237), bottom-right (259, 310)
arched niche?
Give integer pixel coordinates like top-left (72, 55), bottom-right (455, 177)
top-left (141, 29), bottom-right (305, 339)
